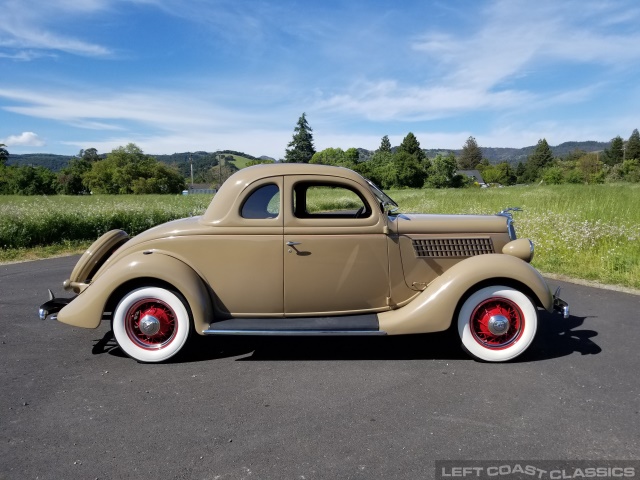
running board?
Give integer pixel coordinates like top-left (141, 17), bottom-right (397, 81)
top-left (203, 315), bottom-right (386, 336)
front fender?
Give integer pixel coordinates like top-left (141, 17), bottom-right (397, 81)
top-left (379, 254), bottom-right (553, 335)
top-left (57, 251), bottom-right (213, 333)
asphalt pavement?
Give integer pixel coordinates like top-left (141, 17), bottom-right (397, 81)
top-left (1, 256), bottom-right (639, 480)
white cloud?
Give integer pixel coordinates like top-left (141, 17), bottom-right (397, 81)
top-left (318, 0), bottom-right (640, 121)
top-left (0, 87), bottom-right (259, 132)
top-left (0, 50), bottom-right (53, 61)
top-left (1, 131), bottom-right (45, 147)
top-left (315, 81), bottom-right (535, 122)
top-left (0, 0), bottom-right (112, 57)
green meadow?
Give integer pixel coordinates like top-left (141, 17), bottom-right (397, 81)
top-left (390, 184), bottom-right (640, 288)
top-left (1, 183), bottom-right (639, 289)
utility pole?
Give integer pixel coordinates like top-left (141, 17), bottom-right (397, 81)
top-left (189, 153), bottom-right (194, 190)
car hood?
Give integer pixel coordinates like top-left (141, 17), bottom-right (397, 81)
top-left (391, 213), bottom-right (508, 235)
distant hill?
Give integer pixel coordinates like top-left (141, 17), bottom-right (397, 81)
top-left (153, 151), bottom-right (258, 181)
top-left (7, 141), bottom-right (611, 172)
top-left (428, 140), bottom-right (610, 165)
top-left (7, 150), bottom-right (258, 173)
top-left (480, 141), bottom-right (609, 165)
top-left (6, 153), bottom-right (74, 171)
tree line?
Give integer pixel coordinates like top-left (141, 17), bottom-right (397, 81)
top-left (514, 131), bottom-right (640, 185)
top-left (0, 143), bottom-right (185, 195)
top-left (283, 113), bottom-right (640, 187)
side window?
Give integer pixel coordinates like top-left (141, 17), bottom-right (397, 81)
top-left (241, 184), bottom-right (280, 219)
top-left (293, 183), bottom-right (370, 219)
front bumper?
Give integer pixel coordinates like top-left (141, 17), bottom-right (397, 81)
top-left (552, 287), bottom-right (570, 319)
top-left (38, 290), bottom-right (73, 321)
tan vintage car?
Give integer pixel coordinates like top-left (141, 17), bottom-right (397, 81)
top-left (39, 163), bottom-right (569, 363)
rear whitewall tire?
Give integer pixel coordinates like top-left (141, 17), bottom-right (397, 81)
top-left (112, 287), bottom-right (191, 363)
top-left (458, 286), bottom-right (538, 362)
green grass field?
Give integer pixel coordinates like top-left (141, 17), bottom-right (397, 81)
top-left (0, 194), bottom-right (212, 261)
top-left (1, 183), bottom-right (639, 288)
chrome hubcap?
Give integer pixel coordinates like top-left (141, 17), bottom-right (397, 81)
top-left (487, 315), bottom-right (509, 336)
top-left (139, 314), bottom-right (161, 336)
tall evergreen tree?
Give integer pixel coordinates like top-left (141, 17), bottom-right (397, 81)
top-left (626, 128), bottom-right (640, 161)
top-left (602, 136), bottom-right (624, 166)
top-left (397, 132), bottom-right (426, 162)
top-left (284, 113), bottom-right (316, 163)
top-left (458, 136), bottom-right (483, 169)
top-left (524, 138), bottom-right (554, 181)
top-left (378, 135), bottom-right (392, 153)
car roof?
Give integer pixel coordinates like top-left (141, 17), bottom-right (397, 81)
top-left (230, 162), bottom-right (365, 182)
top-left (201, 163), bottom-right (370, 225)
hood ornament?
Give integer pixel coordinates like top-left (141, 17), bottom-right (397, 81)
top-left (496, 207), bottom-right (522, 241)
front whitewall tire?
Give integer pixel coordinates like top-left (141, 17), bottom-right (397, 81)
top-left (457, 286), bottom-right (538, 362)
top-left (112, 287), bottom-right (191, 363)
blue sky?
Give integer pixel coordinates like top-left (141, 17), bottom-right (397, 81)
top-left (1, 0), bottom-right (639, 159)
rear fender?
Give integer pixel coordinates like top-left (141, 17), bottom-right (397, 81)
top-left (57, 251), bottom-right (213, 333)
top-left (378, 254), bottom-right (553, 335)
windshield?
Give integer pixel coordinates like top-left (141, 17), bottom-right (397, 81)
top-left (365, 179), bottom-right (398, 211)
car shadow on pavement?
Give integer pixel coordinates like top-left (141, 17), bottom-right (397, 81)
top-left (91, 311), bottom-right (600, 363)
top-left (516, 311), bottom-right (601, 362)
top-left (235, 331), bottom-right (468, 362)
top-left (235, 312), bottom-right (600, 362)
top-left (92, 330), bottom-right (126, 357)
top-left (91, 329), bottom-right (258, 362)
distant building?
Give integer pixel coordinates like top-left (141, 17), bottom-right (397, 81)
top-left (457, 169), bottom-right (487, 187)
top-left (182, 183), bottom-right (216, 195)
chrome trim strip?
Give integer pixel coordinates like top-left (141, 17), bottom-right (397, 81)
top-left (203, 329), bottom-right (387, 336)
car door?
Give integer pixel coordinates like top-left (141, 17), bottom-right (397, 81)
top-left (199, 177), bottom-right (285, 316)
top-left (283, 176), bottom-right (390, 315)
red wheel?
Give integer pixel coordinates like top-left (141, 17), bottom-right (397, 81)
top-left (124, 299), bottom-right (178, 350)
top-left (458, 286), bottom-right (537, 362)
top-left (469, 297), bottom-right (524, 349)
top-left (113, 287), bottom-right (191, 362)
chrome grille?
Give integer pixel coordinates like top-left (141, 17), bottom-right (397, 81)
top-left (412, 238), bottom-right (494, 258)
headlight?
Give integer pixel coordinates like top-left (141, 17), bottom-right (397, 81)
top-left (502, 238), bottom-right (534, 263)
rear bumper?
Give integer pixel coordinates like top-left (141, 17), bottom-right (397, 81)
top-left (553, 288), bottom-right (570, 319)
top-left (38, 290), bottom-right (74, 321)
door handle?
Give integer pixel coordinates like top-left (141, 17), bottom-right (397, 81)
top-left (286, 241), bottom-right (302, 246)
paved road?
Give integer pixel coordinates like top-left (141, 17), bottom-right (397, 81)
top-left (1, 256), bottom-right (639, 480)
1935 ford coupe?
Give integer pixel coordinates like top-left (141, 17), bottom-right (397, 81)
top-left (39, 163), bottom-right (568, 363)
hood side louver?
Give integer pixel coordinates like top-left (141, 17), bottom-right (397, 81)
top-left (412, 237), bottom-right (494, 258)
